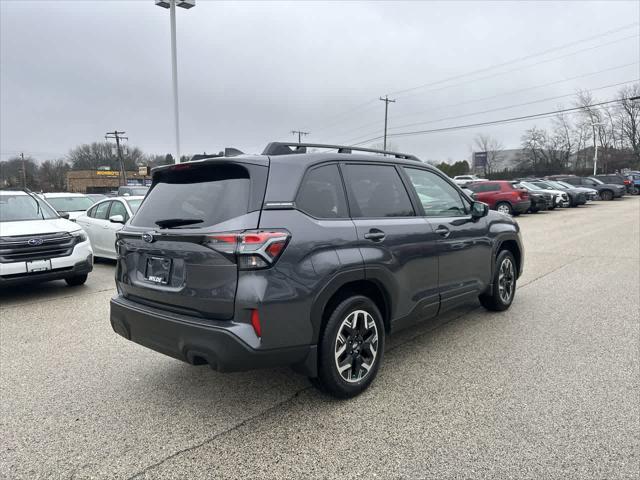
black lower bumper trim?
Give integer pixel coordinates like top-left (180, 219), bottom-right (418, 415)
top-left (0, 256), bottom-right (93, 287)
top-left (110, 295), bottom-right (315, 375)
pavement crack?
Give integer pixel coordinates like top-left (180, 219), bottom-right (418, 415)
top-left (519, 255), bottom-right (584, 288)
top-left (125, 386), bottom-right (311, 479)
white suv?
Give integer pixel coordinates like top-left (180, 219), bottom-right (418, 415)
top-left (0, 190), bottom-right (93, 287)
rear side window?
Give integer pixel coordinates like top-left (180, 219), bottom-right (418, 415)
top-left (109, 201), bottom-right (128, 221)
top-left (93, 201), bottom-right (111, 220)
top-left (469, 183), bottom-right (500, 192)
top-left (131, 163), bottom-right (263, 229)
top-left (342, 164), bottom-right (414, 218)
top-left (296, 164), bottom-right (348, 218)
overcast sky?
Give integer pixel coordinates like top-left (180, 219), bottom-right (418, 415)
top-left (1, 0), bottom-right (639, 163)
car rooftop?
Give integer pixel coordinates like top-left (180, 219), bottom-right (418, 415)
top-left (42, 192), bottom-right (89, 197)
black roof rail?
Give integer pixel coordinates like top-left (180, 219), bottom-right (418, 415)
top-left (262, 142), bottom-right (421, 161)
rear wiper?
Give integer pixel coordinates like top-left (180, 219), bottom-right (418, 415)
top-left (155, 218), bottom-right (204, 228)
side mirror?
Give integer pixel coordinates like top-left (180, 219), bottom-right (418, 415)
top-left (59, 212), bottom-right (70, 219)
top-left (109, 214), bottom-right (125, 224)
top-left (471, 201), bottom-right (489, 219)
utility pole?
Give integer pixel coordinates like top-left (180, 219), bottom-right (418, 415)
top-left (379, 95), bottom-right (396, 151)
top-left (105, 130), bottom-right (128, 186)
top-left (20, 152), bottom-right (26, 188)
top-left (291, 130), bottom-right (309, 143)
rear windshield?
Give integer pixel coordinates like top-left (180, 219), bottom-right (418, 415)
top-left (131, 163), bottom-right (258, 229)
top-left (46, 196), bottom-right (94, 212)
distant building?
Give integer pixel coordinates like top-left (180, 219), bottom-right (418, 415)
top-left (67, 170), bottom-right (151, 193)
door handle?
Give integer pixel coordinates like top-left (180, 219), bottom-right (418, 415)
top-left (364, 229), bottom-right (386, 242)
top-left (435, 225), bottom-right (451, 238)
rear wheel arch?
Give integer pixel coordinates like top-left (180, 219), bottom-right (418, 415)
top-left (316, 279), bottom-right (391, 343)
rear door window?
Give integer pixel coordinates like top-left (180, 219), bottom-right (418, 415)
top-left (94, 201), bottom-right (111, 220)
top-left (131, 163), bottom-right (265, 229)
top-left (342, 164), bottom-right (414, 218)
top-left (296, 164), bottom-right (348, 218)
top-left (109, 201), bottom-right (129, 221)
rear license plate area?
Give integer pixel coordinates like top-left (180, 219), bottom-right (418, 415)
top-left (145, 256), bottom-right (172, 284)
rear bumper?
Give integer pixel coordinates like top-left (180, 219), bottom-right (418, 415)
top-left (110, 295), bottom-right (316, 375)
top-left (513, 200), bottom-right (531, 213)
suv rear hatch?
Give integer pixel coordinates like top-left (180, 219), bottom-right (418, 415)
top-left (116, 159), bottom-right (268, 319)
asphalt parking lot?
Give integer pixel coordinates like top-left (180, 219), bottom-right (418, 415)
top-left (1, 197), bottom-right (638, 479)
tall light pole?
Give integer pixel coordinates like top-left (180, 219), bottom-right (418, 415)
top-left (155, 0), bottom-right (195, 164)
top-left (590, 121), bottom-right (605, 175)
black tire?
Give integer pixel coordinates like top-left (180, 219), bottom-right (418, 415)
top-left (600, 190), bottom-right (614, 201)
top-left (312, 295), bottom-right (385, 399)
top-left (65, 274), bottom-right (88, 286)
top-left (479, 250), bottom-right (517, 312)
top-left (495, 202), bottom-right (513, 216)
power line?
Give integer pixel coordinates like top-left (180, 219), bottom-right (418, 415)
top-left (387, 23), bottom-right (639, 97)
top-left (312, 28), bottom-right (638, 136)
top-left (349, 97), bottom-right (637, 146)
top-left (386, 77), bottom-right (638, 133)
top-left (339, 76), bottom-right (638, 146)
top-left (331, 64), bottom-right (639, 144)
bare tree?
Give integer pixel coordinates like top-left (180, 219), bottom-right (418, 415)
top-left (473, 134), bottom-right (504, 175)
top-left (67, 142), bottom-right (145, 171)
top-left (617, 84), bottom-right (640, 164)
top-left (39, 159), bottom-right (70, 192)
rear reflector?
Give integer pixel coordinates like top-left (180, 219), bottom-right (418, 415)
top-left (250, 309), bottom-right (262, 337)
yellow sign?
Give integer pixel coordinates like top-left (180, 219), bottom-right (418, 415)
top-left (96, 170), bottom-right (120, 176)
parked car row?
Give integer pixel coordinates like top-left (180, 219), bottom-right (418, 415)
top-left (1, 188), bottom-right (145, 288)
top-left (463, 174), bottom-right (627, 217)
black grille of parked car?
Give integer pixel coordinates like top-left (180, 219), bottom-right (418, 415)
top-left (0, 232), bottom-right (77, 263)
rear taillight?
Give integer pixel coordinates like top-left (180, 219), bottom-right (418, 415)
top-left (624, 179), bottom-right (631, 185)
top-left (206, 230), bottom-right (290, 270)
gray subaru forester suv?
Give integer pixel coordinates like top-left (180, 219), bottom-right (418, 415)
top-left (110, 142), bottom-right (524, 398)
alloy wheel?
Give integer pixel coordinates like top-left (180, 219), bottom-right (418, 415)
top-left (334, 310), bottom-right (379, 383)
top-left (497, 203), bottom-right (511, 215)
top-left (498, 258), bottom-right (515, 304)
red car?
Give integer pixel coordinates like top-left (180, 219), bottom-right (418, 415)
top-left (467, 181), bottom-right (530, 216)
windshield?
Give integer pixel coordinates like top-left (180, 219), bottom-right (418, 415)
top-left (546, 181), bottom-right (567, 189)
top-left (588, 177), bottom-right (604, 185)
top-left (121, 187), bottom-right (148, 196)
top-left (520, 181), bottom-right (542, 191)
top-left (46, 196), bottom-right (94, 212)
top-left (530, 181), bottom-right (551, 190)
top-left (555, 181), bottom-right (574, 189)
top-left (0, 194), bottom-right (59, 222)
top-left (126, 198), bottom-right (143, 213)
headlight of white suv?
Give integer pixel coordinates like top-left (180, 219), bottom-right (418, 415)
top-left (71, 230), bottom-right (88, 243)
